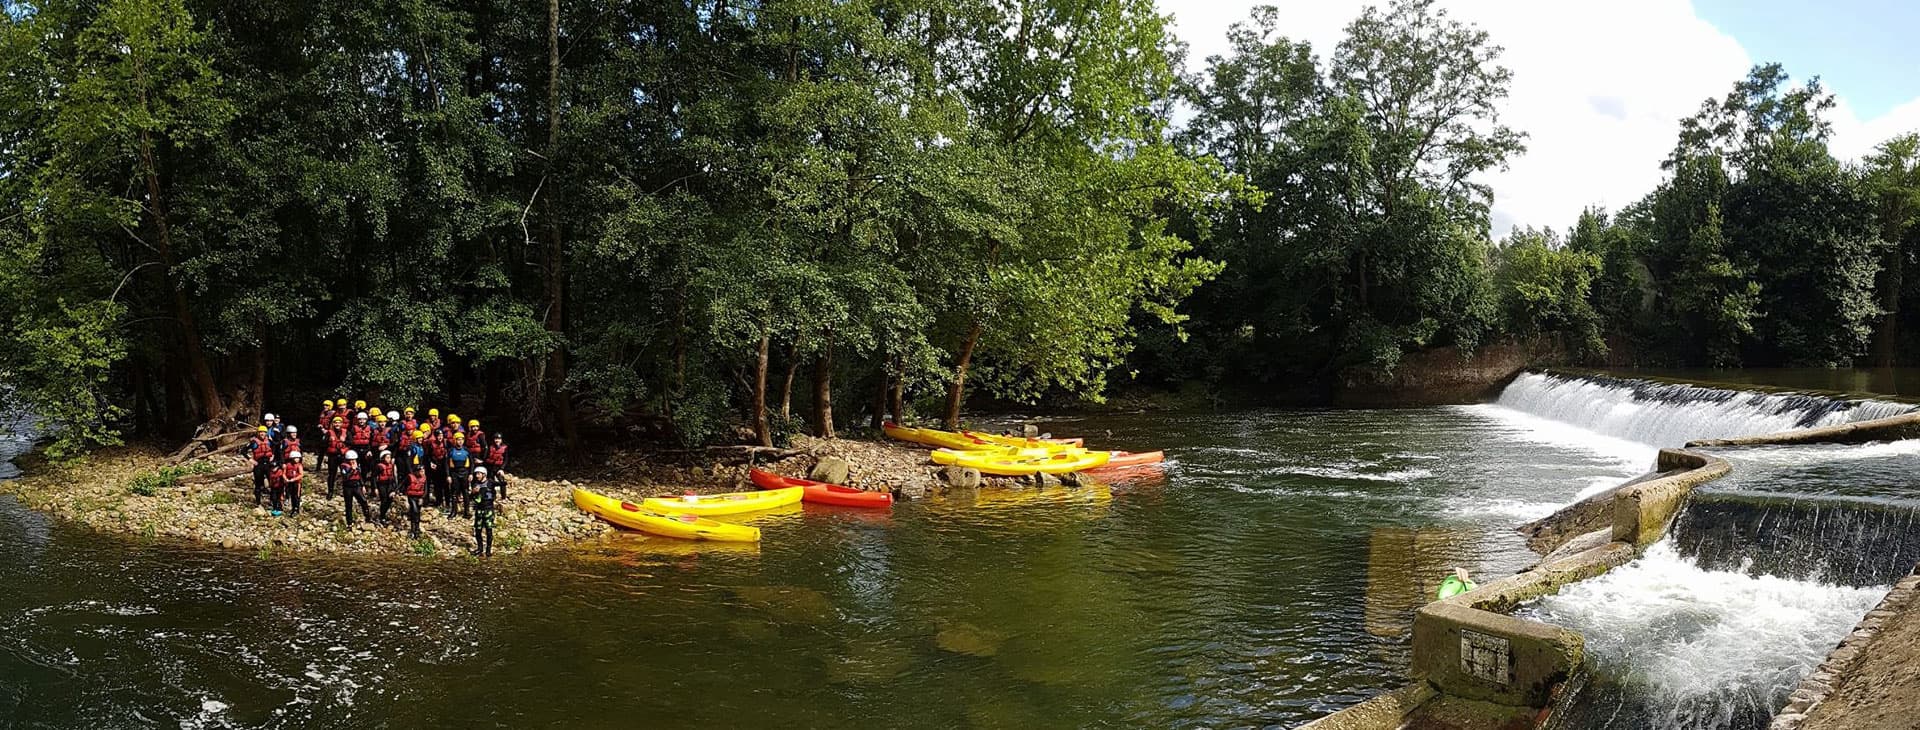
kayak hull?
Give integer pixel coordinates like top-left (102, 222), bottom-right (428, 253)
top-left (937, 449), bottom-right (1112, 476)
top-left (641, 486), bottom-right (804, 516)
top-left (1090, 450), bottom-right (1165, 469)
top-left (572, 488), bottom-right (761, 542)
top-left (882, 422), bottom-right (991, 451)
top-left (748, 469), bottom-right (893, 509)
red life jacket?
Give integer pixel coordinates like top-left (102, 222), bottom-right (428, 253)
top-left (401, 417), bottom-right (418, 433)
top-left (406, 471), bottom-right (427, 497)
top-left (398, 429), bottom-right (415, 450)
top-left (349, 424), bottom-right (372, 447)
top-left (251, 436), bottom-right (274, 462)
top-left (327, 426), bottom-right (348, 454)
top-left (340, 462), bottom-right (361, 485)
top-left (485, 443), bottom-right (506, 468)
top-left (282, 461), bottom-right (304, 486)
top-left (282, 436), bottom-right (302, 456)
top-left (467, 429), bottom-right (488, 458)
top-left (376, 462), bottom-right (396, 483)
top-left (371, 427), bottom-right (389, 449)
top-left (428, 434), bottom-right (449, 460)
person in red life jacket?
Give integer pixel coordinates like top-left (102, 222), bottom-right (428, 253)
top-left (396, 422), bottom-right (417, 466)
top-left (405, 464), bottom-right (427, 538)
top-left (426, 408), bottom-right (443, 436)
top-left (374, 451), bottom-right (399, 523)
top-left (370, 413), bottom-right (391, 456)
top-left (280, 425), bottom-right (302, 464)
top-left (317, 400), bottom-right (334, 437)
top-left (446, 433), bottom-right (474, 518)
top-left (466, 419), bottom-right (488, 462)
top-left (400, 407), bottom-right (418, 435)
top-left (426, 427), bottom-right (450, 508)
top-left (348, 412), bottom-right (373, 462)
top-left (484, 433), bottom-right (508, 500)
top-left (279, 451), bottom-right (305, 516)
top-left (326, 416), bottom-right (348, 497)
top-left (249, 426), bottom-right (275, 507)
top-left (340, 450), bottom-right (373, 525)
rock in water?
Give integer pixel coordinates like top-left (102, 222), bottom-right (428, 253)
top-left (939, 465), bottom-right (981, 489)
top-left (810, 456), bottom-right (851, 485)
top-left (1021, 424), bottom-right (1040, 438)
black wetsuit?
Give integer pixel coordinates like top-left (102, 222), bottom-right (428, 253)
top-left (471, 482), bottom-right (496, 556)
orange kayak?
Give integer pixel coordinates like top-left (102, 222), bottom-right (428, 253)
top-left (748, 469), bottom-right (893, 509)
top-left (1090, 450), bottom-right (1165, 469)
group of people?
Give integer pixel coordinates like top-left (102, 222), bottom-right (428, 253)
top-left (245, 399), bottom-right (511, 556)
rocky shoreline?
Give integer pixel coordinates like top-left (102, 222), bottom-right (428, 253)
top-left (0, 434), bottom-right (1038, 558)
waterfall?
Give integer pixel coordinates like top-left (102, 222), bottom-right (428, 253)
top-left (1672, 493), bottom-right (1920, 586)
top-left (1494, 372), bottom-right (1914, 447)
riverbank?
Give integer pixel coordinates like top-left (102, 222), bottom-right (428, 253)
top-left (0, 435), bottom-right (958, 558)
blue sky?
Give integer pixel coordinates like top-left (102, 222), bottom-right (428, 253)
top-left (1695, 0), bottom-right (1920, 117)
top-left (1165, 0), bottom-right (1920, 235)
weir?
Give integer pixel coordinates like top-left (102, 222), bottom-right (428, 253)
top-left (1309, 370), bottom-right (1920, 730)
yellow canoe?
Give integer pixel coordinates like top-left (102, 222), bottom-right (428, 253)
top-left (965, 431), bottom-right (1084, 448)
top-left (938, 449), bottom-right (1113, 476)
top-left (930, 444), bottom-right (1064, 465)
top-left (572, 488), bottom-right (761, 542)
top-left (641, 486), bottom-right (804, 516)
top-left (883, 422), bottom-right (993, 450)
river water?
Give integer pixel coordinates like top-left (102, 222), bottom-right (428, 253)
top-left (0, 405), bottom-right (1648, 728)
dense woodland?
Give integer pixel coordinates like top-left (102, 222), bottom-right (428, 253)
top-left (4, 0), bottom-right (1920, 459)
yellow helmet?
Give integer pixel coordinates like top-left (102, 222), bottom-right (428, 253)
top-left (323, 399), bottom-right (334, 408)
top-left (449, 415), bottom-right (462, 424)
top-left (257, 425), bottom-right (269, 433)
top-left (428, 408), bottom-right (440, 417)
top-left (375, 414), bottom-right (389, 423)
top-left (354, 400), bottom-right (367, 410)
top-left (468, 419), bottom-right (480, 428)
top-left (403, 407), bottom-right (416, 415)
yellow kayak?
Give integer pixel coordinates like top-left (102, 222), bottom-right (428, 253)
top-left (572, 488), bottom-right (761, 542)
top-left (883, 422), bottom-right (993, 450)
top-left (641, 486), bottom-right (804, 516)
top-left (965, 431), bottom-right (1084, 448)
top-left (930, 442), bottom-right (1074, 465)
top-left (939, 449), bottom-right (1112, 476)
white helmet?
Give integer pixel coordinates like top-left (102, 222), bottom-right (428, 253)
top-left (345, 450), bottom-right (359, 460)
top-left (472, 466), bottom-right (488, 476)
top-left (379, 450), bottom-right (392, 460)
top-left (286, 451), bottom-right (302, 460)
top-left (264, 412), bottom-right (277, 422)
top-left (386, 411), bottom-right (399, 421)
top-left (355, 411), bottom-right (368, 420)
top-left (285, 425), bottom-right (298, 434)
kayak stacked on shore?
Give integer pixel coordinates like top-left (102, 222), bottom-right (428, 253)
top-left (574, 470), bottom-right (896, 541)
top-left (884, 422), bottom-right (1164, 477)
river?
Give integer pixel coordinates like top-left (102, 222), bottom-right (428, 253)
top-left (0, 405), bottom-right (1648, 728)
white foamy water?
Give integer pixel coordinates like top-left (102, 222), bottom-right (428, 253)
top-left (1529, 542), bottom-right (1885, 728)
top-left (1495, 372), bottom-right (1913, 448)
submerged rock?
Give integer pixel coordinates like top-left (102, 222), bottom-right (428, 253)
top-left (935, 621), bottom-right (1006, 657)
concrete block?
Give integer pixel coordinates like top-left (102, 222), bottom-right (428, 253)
top-left (1411, 602), bottom-right (1583, 707)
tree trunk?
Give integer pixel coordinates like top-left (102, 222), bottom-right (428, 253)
top-left (543, 0), bottom-right (581, 460)
top-left (779, 342), bottom-right (799, 419)
top-left (138, 120), bottom-right (222, 423)
top-left (812, 344), bottom-right (835, 439)
top-left (870, 364), bottom-right (888, 431)
top-left (1875, 240), bottom-right (1903, 367)
top-left (752, 334), bottom-right (772, 447)
top-left (888, 366), bottom-right (904, 424)
top-left (943, 320), bottom-right (981, 429)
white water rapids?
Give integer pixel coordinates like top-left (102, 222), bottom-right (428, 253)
top-left (1494, 372), bottom-right (1912, 447)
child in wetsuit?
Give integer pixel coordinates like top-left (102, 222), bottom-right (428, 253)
top-left (405, 465), bottom-right (427, 538)
top-left (470, 466), bottom-right (495, 556)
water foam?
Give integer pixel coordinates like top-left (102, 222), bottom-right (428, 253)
top-left (1495, 372), bottom-right (1912, 448)
top-left (1529, 542), bottom-right (1884, 729)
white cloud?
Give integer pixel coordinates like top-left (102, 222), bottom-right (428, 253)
top-left (1162, 0), bottom-right (1920, 237)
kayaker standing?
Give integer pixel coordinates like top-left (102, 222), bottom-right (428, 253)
top-left (466, 419), bottom-right (488, 464)
top-left (347, 412), bottom-right (373, 466)
top-left (248, 426), bottom-right (276, 508)
top-left (426, 426), bottom-right (450, 509)
top-left (470, 466), bottom-right (495, 556)
top-left (340, 450), bottom-right (373, 526)
top-left (404, 464), bottom-right (427, 538)
top-left (325, 416), bottom-right (348, 497)
top-left (374, 450), bottom-right (399, 523)
top-left (278, 451), bottom-right (305, 516)
top-left (263, 413), bottom-right (283, 451)
top-left (280, 426), bottom-right (302, 464)
top-left (447, 433), bottom-right (474, 518)
top-left (484, 433), bottom-right (508, 500)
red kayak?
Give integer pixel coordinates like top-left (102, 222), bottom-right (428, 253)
top-left (749, 469), bottom-right (893, 509)
top-left (1089, 450), bottom-right (1165, 469)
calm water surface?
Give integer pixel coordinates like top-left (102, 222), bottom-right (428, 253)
top-left (0, 407), bottom-right (1643, 728)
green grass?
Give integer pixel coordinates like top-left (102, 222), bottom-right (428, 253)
top-left (255, 544), bottom-right (275, 560)
top-left (410, 537), bottom-right (437, 557)
top-left (128, 461), bottom-right (217, 496)
top-left (499, 530), bottom-right (527, 552)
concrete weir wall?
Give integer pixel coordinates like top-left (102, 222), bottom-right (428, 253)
top-left (1300, 449), bottom-right (1730, 730)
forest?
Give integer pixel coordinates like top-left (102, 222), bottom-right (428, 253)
top-left (3, 0), bottom-right (1919, 459)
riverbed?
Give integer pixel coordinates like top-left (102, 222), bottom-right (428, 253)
top-left (0, 407), bottom-right (1645, 728)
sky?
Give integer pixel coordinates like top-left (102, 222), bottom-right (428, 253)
top-left (1159, 0), bottom-right (1920, 237)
